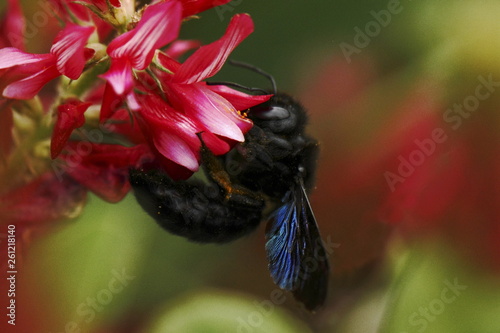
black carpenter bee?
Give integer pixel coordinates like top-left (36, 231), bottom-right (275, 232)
top-left (129, 61), bottom-right (330, 311)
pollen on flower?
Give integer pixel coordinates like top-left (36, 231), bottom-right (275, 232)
top-left (237, 110), bottom-right (244, 116)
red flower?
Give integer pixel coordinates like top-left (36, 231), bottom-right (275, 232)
top-left (99, 12), bottom-right (271, 175)
top-left (0, 0), bottom-right (271, 222)
top-left (56, 143), bottom-right (152, 202)
top-left (134, 14), bottom-right (272, 174)
top-left (301, 55), bottom-right (500, 273)
top-left (137, 93), bottom-right (232, 172)
top-left (161, 14), bottom-right (271, 140)
top-left (48, 0), bottom-right (116, 39)
top-left (0, 172), bottom-right (87, 226)
top-left (0, 23), bottom-right (95, 99)
top-left (0, 0), bottom-right (25, 50)
top-left (101, 0), bottom-right (182, 95)
top-left (380, 108), bottom-right (500, 271)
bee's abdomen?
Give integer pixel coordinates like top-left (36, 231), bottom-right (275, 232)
top-left (130, 169), bottom-right (264, 243)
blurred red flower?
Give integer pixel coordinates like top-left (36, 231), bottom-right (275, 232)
top-left (0, 0), bottom-right (25, 50)
top-left (301, 55), bottom-right (500, 274)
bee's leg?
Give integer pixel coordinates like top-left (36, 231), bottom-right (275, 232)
top-left (196, 132), bottom-right (265, 205)
top-left (130, 168), bottom-right (265, 243)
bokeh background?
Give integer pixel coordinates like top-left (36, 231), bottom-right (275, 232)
top-left (2, 0), bottom-right (500, 332)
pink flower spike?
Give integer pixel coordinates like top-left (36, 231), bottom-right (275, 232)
top-left (51, 99), bottom-right (92, 159)
top-left (206, 83), bottom-right (273, 111)
top-left (107, 1), bottom-right (182, 70)
top-left (50, 23), bottom-right (95, 80)
top-left (173, 14), bottom-right (254, 84)
top-left (100, 57), bottom-right (134, 95)
top-left (0, 0), bottom-right (26, 50)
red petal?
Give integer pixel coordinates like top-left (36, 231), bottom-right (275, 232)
top-left (138, 94), bottom-right (201, 170)
top-left (205, 84), bottom-right (273, 110)
top-left (76, 0), bottom-right (121, 10)
top-left (49, 0), bottom-right (92, 21)
top-left (88, 0), bottom-right (119, 10)
top-left (50, 99), bottom-right (92, 159)
top-left (0, 0), bottom-right (26, 50)
top-left (50, 23), bottom-right (95, 80)
top-left (2, 62), bottom-right (60, 99)
top-left (153, 130), bottom-right (199, 171)
top-left (107, 1), bottom-right (182, 70)
top-left (178, 0), bottom-right (232, 18)
top-left (169, 83), bottom-right (252, 140)
top-left (100, 57), bottom-right (134, 95)
top-left (108, 0), bottom-right (121, 7)
top-left (149, 154), bottom-right (195, 180)
top-left (125, 91), bottom-right (141, 111)
top-left (0, 47), bottom-right (52, 69)
top-left (84, 47), bottom-right (95, 59)
top-left (60, 143), bottom-right (151, 202)
top-left (173, 14), bottom-right (253, 84)
top-left (99, 81), bottom-right (124, 120)
top-left (165, 39), bottom-right (201, 60)
top-left (156, 51), bottom-right (181, 73)
top-left (106, 108), bottom-right (146, 145)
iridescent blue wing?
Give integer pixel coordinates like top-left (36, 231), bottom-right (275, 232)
top-left (265, 179), bottom-right (330, 311)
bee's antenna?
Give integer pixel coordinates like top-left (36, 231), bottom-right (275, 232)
top-left (206, 81), bottom-right (269, 95)
top-left (228, 59), bottom-right (278, 95)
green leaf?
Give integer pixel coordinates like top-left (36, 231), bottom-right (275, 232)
top-left (383, 243), bottom-right (500, 333)
top-left (146, 290), bottom-right (312, 333)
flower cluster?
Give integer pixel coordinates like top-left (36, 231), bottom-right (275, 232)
top-left (0, 0), bottom-right (271, 229)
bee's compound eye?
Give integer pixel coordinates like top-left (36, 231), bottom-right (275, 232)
top-left (297, 165), bottom-right (307, 178)
top-left (252, 106), bottom-right (290, 120)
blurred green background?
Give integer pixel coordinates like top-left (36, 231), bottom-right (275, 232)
top-left (5, 0), bottom-right (500, 332)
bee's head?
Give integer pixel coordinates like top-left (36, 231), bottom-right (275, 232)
top-left (248, 93), bottom-right (308, 135)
